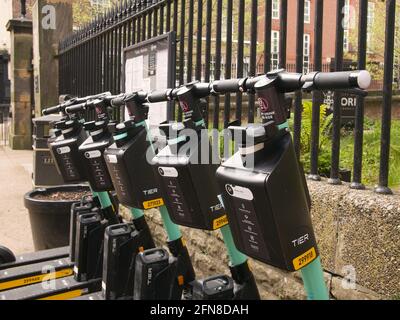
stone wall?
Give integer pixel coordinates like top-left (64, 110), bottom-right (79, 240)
top-left (121, 179), bottom-right (400, 300)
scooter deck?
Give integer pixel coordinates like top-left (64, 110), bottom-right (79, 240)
top-left (72, 291), bottom-right (104, 300)
top-left (0, 275), bottom-right (101, 300)
top-left (0, 247), bottom-right (69, 270)
top-left (0, 257), bottom-right (73, 291)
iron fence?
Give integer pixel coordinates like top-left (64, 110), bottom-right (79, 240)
top-left (58, 0), bottom-right (398, 194)
top-left (0, 105), bottom-right (10, 146)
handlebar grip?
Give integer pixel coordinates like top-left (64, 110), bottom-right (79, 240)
top-left (74, 91), bottom-right (112, 104)
top-left (312, 70), bottom-right (371, 90)
top-left (65, 102), bottom-right (87, 114)
top-left (111, 95), bottom-right (126, 107)
top-left (212, 79), bottom-right (241, 93)
top-left (102, 94), bottom-right (124, 104)
top-left (147, 90), bottom-right (170, 103)
top-left (42, 105), bottom-right (62, 115)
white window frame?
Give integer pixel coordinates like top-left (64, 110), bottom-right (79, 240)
top-left (304, 0), bottom-right (311, 24)
top-left (343, 0), bottom-right (350, 30)
top-left (303, 34), bottom-right (311, 73)
top-left (367, 2), bottom-right (375, 28)
top-left (91, 0), bottom-right (109, 6)
top-left (272, 0), bottom-right (280, 20)
top-left (343, 29), bottom-right (349, 52)
top-left (366, 1), bottom-right (375, 53)
top-left (271, 31), bottom-right (280, 70)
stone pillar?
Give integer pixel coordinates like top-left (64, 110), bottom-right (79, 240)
top-left (6, 19), bottom-right (33, 150)
top-left (32, 0), bottom-right (73, 117)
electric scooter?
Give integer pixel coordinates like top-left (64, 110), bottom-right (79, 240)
top-left (212, 69), bottom-right (371, 300)
top-left (143, 86), bottom-right (261, 300)
top-left (0, 93), bottom-right (121, 299)
top-left (64, 96), bottom-right (159, 300)
top-left (145, 69), bottom-right (370, 300)
top-left (72, 93), bottom-right (196, 300)
top-left (78, 92), bottom-right (236, 300)
top-left (0, 94), bottom-right (112, 297)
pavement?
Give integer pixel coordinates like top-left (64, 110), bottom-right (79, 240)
top-left (0, 146), bottom-right (34, 254)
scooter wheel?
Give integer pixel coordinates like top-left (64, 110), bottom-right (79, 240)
top-left (0, 245), bottom-right (16, 265)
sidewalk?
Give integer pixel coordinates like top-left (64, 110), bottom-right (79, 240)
top-left (0, 146), bottom-right (34, 254)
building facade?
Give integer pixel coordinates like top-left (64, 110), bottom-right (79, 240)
top-left (257, 0), bottom-right (380, 72)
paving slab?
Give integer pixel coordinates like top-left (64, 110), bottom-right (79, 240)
top-left (0, 146), bottom-right (34, 254)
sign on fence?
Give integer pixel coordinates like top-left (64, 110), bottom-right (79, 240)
top-left (122, 32), bottom-right (176, 127)
top-left (340, 94), bottom-right (357, 121)
top-left (324, 91), bottom-right (357, 123)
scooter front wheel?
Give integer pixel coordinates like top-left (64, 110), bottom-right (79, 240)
top-left (0, 245), bottom-right (16, 265)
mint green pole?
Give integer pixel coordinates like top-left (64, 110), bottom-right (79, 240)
top-left (144, 122), bottom-right (182, 242)
top-left (220, 225), bottom-right (247, 267)
top-left (130, 207), bottom-right (144, 219)
top-left (95, 191), bottom-right (113, 208)
top-left (278, 121), bottom-right (329, 300)
top-left (300, 257), bottom-right (329, 300)
top-left (89, 188), bottom-right (112, 209)
top-left (159, 205), bottom-right (182, 242)
top-left (218, 195), bottom-right (248, 267)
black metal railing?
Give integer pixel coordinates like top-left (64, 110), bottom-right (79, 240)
top-left (58, 0), bottom-right (398, 194)
top-left (0, 53), bottom-right (10, 106)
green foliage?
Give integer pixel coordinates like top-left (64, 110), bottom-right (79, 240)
top-left (294, 98), bottom-right (400, 188)
top-left (293, 100), bottom-right (400, 189)
top-left (340, 120), bottom-right (400, 189)
top-left (73, 0), bottom-right (115, 28)
top-left (290, 100), bottom-right (333, 177)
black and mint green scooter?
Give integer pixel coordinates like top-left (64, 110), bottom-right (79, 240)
top-left (0, 93), bottom-right (117, 299)
top-left (145, 86), bottom-right (261, 300)
top-left (61, 93), bottom-right (195, 300)
top-left (212, 69), bottom-right (371, 300)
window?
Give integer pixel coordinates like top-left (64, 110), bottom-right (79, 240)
top-left (343, 29), bottom-right (349, 52)
top-left (91, 0), bottom-right (109, 6)
top-left (343, 0), bottom-right (350, 30)
top-left (367, 2), bottom-right (375, 28)
top-left (303, 34), bottom-right (310, 73)
top-left (367, 2), bottom-right (375, 52)
top-left (304, 0), bottom-right (311, 24)
top-left (272, 0), bottom-right (280, 19)
top-left (271, 31), bottom-right (280, 70)
top-left (210, 55), bottom-right (216, 82)
top-left (243, 57), bottom-right (250, 78)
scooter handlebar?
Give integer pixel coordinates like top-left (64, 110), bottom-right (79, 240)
top-left (212, 79), bottom-right (242, 93)
top-left (65, 102), bottom-right (88, 114)
top-left (210, 70), bottom-right (371, 95)
top-left (305, 70), bottom-right (372, 90)
top-left (110, 95), bottom-right (127, 107)
top-left (42, 92), bottom-right (112, 115)
top-left (73, 91), bottom-right (112, 103)
top-left (42, 105), bottom-right (62, 115)
top-left (147, 89), bottom-right (171, 103)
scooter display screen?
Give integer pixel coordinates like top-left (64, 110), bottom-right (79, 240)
top-left (79, 136), bottom-right (114, 192)
top-left (157, 167), bottom-right (193, 225)
top-left (49, 136), bottom-right (86, 183)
